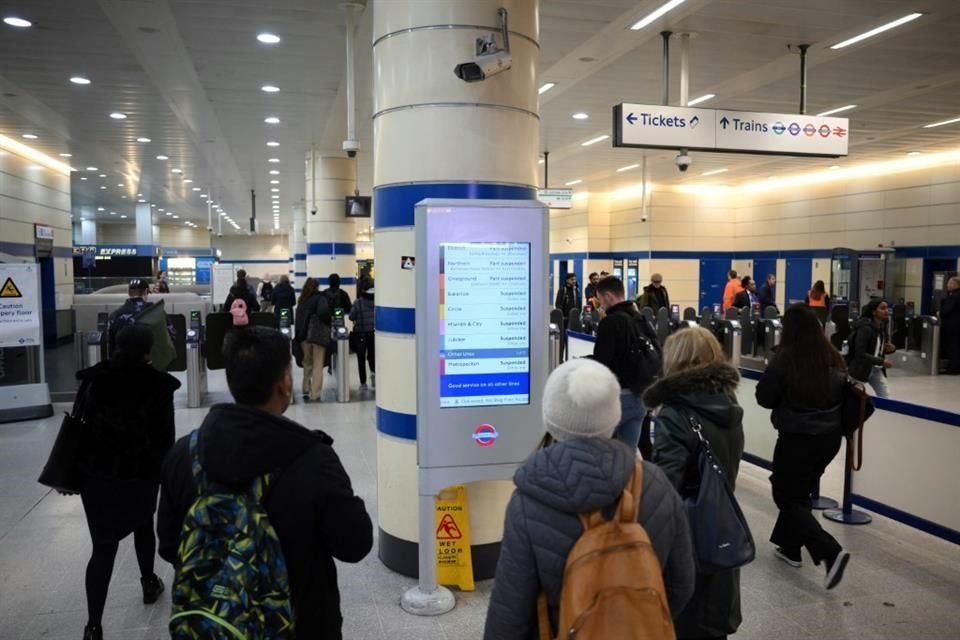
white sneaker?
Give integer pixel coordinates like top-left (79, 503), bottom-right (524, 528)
top-left (774, 547), bottom-right (803, 568)
top-left (825, 549), bottom-right (851, 590)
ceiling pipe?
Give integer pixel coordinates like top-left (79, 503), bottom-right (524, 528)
top-left (543, 151), bottom-right (549, 189)
top-left (679, 33), bottom-right (690, 107)
top-left (660, 31), bottom-right (672, 106)
top-left (250, 189), bottom-right (256, 234)
top-left (341, 2), bottom-right (365, 158)
top-left (798, 44), bottom-right (810, 114)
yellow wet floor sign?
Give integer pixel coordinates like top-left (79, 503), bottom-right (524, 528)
top-left (435, 485), bottom-right (474, 591)
top-left (0, 277), bottom-right (22, 298)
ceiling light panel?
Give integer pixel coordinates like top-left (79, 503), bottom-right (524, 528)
top-left (630, 0), bottom-right (688, 31)
top-left (830, 13), bottom-right (923, 50)
top-left (687, 94), bottom-right (716, 106)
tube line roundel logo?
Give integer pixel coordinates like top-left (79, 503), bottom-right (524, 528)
top-left (472, 424), bottom-right (499, 448)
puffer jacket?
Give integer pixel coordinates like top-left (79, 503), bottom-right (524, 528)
top-left (643, 362), bottom-right (745, 639)
top-left (348, 291), bottom-right (375, 333)
top-left (483, 438), bottom-right (696, 640)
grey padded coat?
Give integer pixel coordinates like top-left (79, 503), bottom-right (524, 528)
top-left (483, 438), bottom-right (696, 640)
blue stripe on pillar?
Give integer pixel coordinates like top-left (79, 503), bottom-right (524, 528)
top-left (294, 272), bottom-right (308, 277)
top-left (376, 306), bottom-right (415, 334)
top-left (373, 183), bottom-right (537, 229)
top-left (307, 243), bottom-right (357, 255)
top-left (295, 253), bottom-right (307, 260)
top-left (314, 277), bottom-right (357, 286)
top-left (377, 407), bottom-right (416, 440)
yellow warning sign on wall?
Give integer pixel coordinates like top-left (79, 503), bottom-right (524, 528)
top-left (435, 485), bottom-right (475, 591)
top-left (0, 277), bottom-right (22, 298)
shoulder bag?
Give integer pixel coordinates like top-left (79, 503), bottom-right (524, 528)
top-left (841, 378), bottom-right (874, 471)
top-left (38, 380), bottom-right (91, 494)
top-left (684, 415), bottom-right (755, 572)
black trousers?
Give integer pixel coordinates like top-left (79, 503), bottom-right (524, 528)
top-left (355, 330), bottom-right (375, 384)
top-left (769, 432), bottom-right (843, 565)
top-left (944, 329), bottom-right (960, 372)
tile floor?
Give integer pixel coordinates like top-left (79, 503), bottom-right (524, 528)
top-left (1, 368), bottom-right (958, 639)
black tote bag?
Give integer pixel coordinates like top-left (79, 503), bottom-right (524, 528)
top-left (684, 415), bottom-right (756, 573)
top-left (38, 381), bottom-right (90, 494)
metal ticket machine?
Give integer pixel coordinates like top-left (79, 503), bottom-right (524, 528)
top-left (402, 199), bottom-right (548, 616)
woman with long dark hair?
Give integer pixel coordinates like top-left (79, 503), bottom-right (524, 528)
top-left (805, 280), bottom-right (831, 310)
top-left (294, 277), bottom-right (331, 401)
top-left (76, 324), bottom-right (181, 640)
top-left (756, 304), bottom-right (851, 589)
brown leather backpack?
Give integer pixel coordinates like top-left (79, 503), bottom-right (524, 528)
top-left (537, 461), bottom-right (675, 640)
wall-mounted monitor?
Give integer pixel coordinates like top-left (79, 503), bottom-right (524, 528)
top-left (345, 195), bottom-right (371, 218)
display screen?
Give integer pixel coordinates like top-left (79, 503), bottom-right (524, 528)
top-left (439, 242), bottom-right (530, 408)
top-left (345, 195), bottom-right (371, 218)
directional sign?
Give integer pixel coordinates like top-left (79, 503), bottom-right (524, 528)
top-left (538, 188), bottom-right (574, 209)
top-left (614, 103), bottom-right (849, 158)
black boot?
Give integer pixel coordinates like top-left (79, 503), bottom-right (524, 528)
top-left (141, 573), bottom-right (165, 604)
top-left (82, 624), bottom-right (103, 640)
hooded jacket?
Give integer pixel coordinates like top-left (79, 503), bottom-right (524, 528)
top-left (638, 283), bottom-right (670, 311)
top-left (76, 357), bottom-right (181, 482)
top-left (643, 362), bottom-right (745, 639)
top-left (223, 282), bottom-right (260, 314)
top-left (847, 316), bottom-right (886, 382)
top-left (348, 290), bottom-right (375, 333)
top-left (157, 404), bottom-right (373, 639)
top-left (483, 438), bottom-right (696, 640)
top-left (593, 300), bottom-right (658, 394)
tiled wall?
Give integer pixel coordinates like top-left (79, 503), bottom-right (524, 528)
top-left (0, 151), bottom-right (73, 309)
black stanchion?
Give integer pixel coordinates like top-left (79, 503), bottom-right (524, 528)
top-left (823, 436), bottom-right (872, 525)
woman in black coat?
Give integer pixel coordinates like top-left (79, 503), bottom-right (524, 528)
top-left (75, 324), bottom-right (181, 640)
top-left (756, 304), bottom-right (851, 590)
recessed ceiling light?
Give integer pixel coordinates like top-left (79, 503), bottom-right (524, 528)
top-left (270, 180), bottom-right (280, 184)
top-left (22, 133), bottom-right (38, 139)
top-left (616, 164), bottom-right (640, 172)
top-left (121, 195), bottom-right (128, 198)
top-left (257, 33), bottom-right (281, 44)
top-left (99, 185), bottom-right (107, 190)
top-left (272, 194), bottom-right (280, 198)
top-left (156, 155), bottom-right (169, 160)
top-left (192, 187), bottom-right (201, 191)
top-left (151, 204), bottom-right (156, 207)
top-left (80, 177), bottom-right (87, 181)
top-left (264, 116), bottom-right (280, 124)
top-left (538, 82), bottom-right (557, 95)
top-left (687, 93), bottom-right (716, 106)
top-left (817, 104), bottom-right (857, 117)
top-left (165, 212), bottom-right (172, 216)
top-left (59, 153), bottom-right (72, 157)
top-left (86, 166), bottom-right (98, 171)
top-left (271, 188), bottom-right (280, 192)
top-left (183, 179), bottom-right (193, 183)
top-left (269, 169), bottom-right (280, 175)
top-left (830, 13), bottom-right (923, 50)
top-left (630, 0), bottom-right (688, 31)
top-left (97, 207), bottom-right (104, 211)
top-left (137, 199), bottom-right (146, 203)
top-left (172, 215), bottom-right (179, 219)
top-left (538, 159), bottom-right (544, 164)
top-left (171, 168), bottom-right (182, 174)
top-left (200, 194), bottom-right (208, 198)
top-left (266, 141), bottom-right (280, 147)
top-left (109, 112), bottom-right (127, 120)
top-left (581, 135), bottom-right (609, 147)
top-left (701, 168), bottom-right (729, 176)
top-left (137, 136), bottom-right (151, 143)
top-left (117, 183), bottom-right (124, 187)
top-left (261, 85), bottom-right (280, 93)
top-left (907, 151), bottom-right (922, 156)
top-left (110, 211), bottom-right (117, 215)
top-left (268, 158), bottom-right (280, 163)
top-left (70, 76), bottom-right (91, 85)
top-left (137, 193), bottom-right (142, 197)
top-left (922, 116), bottom-right (960, 129)
top-left (572, 113), bottom-right (589, 120)
top-left (565, 179), bottom-right (583, 186)
top-left (4, 16), bottom-right (32, 28)
top-left (120, 215), bottom-right (127, 219)
top-left (98, 174), bottom-right (107, 178)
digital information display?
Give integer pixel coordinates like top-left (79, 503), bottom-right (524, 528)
top-left (439, 242), bottom-right (530, 408)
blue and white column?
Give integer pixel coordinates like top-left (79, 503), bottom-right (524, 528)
top-left (289, 203), bottom-right (306, 290)
top-left (372, 0), bottom-right (540, 578)
top-left (305, 151), bottom-right (357, 296)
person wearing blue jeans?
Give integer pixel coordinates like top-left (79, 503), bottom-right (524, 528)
top-left (591, 276), bottom-right (660, 451)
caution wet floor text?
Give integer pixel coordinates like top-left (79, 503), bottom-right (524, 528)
top-left (435, 485), bottom-right (474, 591)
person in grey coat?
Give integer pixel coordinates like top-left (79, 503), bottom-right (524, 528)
top-left (483, 358), bottom-right (696, 640)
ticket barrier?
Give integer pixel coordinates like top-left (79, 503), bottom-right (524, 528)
top-left (760, 318), bottom-right (782, 358)
top-left (548, 323), bottom-right (562, 372)
top-left (334, 326), bottom-right (351, 403)
top-left (718, 319), bottom-right (742, 369)
top-left (75, 312), bottom-right (108, 371)
top-left (895, 315), bottom-right (941, 376)
top-left (656, 307), bottom-right (672, 344)
top-left (204, 312), bottom-right (280, 370)
top-left (186, 311), bottom-right (208, 409)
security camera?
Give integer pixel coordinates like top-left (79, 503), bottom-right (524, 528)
top-left (342, 139), bottom-right (359, 158)
top-left (455, 51), bottom-right (512, 82)
top-left (207, 226), bottom-right (213, 233)
top-left (455, 8), bottom-right (512, 83)
top-left (675, 152), bottom-right (692, 172)
top-left (310, 207), bottom-right (318, 216)
top-left (217, 232), bottom-right (223, 238)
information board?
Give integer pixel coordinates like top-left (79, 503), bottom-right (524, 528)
top-left (439, 242), bottom-right (530, 408)
top-left (0, 263), bottom-right (42, 348)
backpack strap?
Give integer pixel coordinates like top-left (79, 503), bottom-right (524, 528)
top-left (617, 461), bottom-right (644, 524)
top-left (537, 593), bottom-right (552, 640)
top-left (188, 430), bottom-right (207, 495)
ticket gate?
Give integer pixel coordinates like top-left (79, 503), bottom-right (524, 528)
top-left (185, 311), bottom-right (207, 408)
top-left (334, 326), bottom-right (351, 403)
top-left (656, 307), bottom-right (672, 344)
top-left (75, 312), bottom-right (108, 371)
top-left (758, 317), bottom-right (783, 359)
top-left (548, 323), bottom-right (562, 371)
top-left (895, 315), bottom-right (941, 376)
top-left (718, 319), bottom-right (742, 369)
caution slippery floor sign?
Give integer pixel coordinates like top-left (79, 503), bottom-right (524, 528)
top-left (435, 485), bottom-right (475, 591)
top-left (0, 264), bottom-right (41, 348)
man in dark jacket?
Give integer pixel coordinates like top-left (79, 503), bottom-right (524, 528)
top-left (940, 277), bottom-right (960, 374)
top-left (847, 299), bottom-right (892, 397)
top-left (555, 273), bottom-right (581, 359)
top-left (321, 273), bottom-right (352, 315)
top-left (759, 274), bottom-right (779, 317)
top-left (272, 275), bottom-right (297, 321)
top-left (584, 272), bottom-right (600, 305)
top-left (637, 273), bottom-right (670, 310)
top-left (223, 270), bottom-right (260, 315)
top-left (107, 279), bottom-right (160, 355)
top-left (593, 276), bottom-right (659, 450)
top-left (158, 327), bottom-right (372, 639)
top-left (733, 276), bottom-right (758, 310)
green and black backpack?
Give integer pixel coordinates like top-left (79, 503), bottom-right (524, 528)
top-left (169, 430), bottom-right (295, 639)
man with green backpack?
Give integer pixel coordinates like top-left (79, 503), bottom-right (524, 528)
top-left (158, 327), bottom-right (373, 639)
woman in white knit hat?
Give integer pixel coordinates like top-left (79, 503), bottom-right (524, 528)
top-left (484, 358), bottom-right (696, 640)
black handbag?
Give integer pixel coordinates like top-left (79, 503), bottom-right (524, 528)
top-left (684, 415), bottom-right (756, 573)
top-left (38, 381), bottom-right (90, 494)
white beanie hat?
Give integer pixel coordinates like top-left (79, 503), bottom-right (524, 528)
top-left (542, 358), bottom-right (622, 442)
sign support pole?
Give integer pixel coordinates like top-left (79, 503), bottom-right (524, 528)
top-left (660, 31), bottom-right (672, 105)
top-left (799, 44), bottom-right (810, 115)
top-left (401, 491), bottom-right (455, 616)
top-left (543, 150), bottom-right (549, 189)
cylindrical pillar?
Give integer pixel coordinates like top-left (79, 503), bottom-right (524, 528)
top-left (305, 152), bottom-right (357, 297)
top-left (290, 203), bottom-right (307, 291)
top-left (372, 0), bottom-right (539, 579)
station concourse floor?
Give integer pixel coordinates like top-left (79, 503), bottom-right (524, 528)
top-left (1, 369), bottom-right (959, 640)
